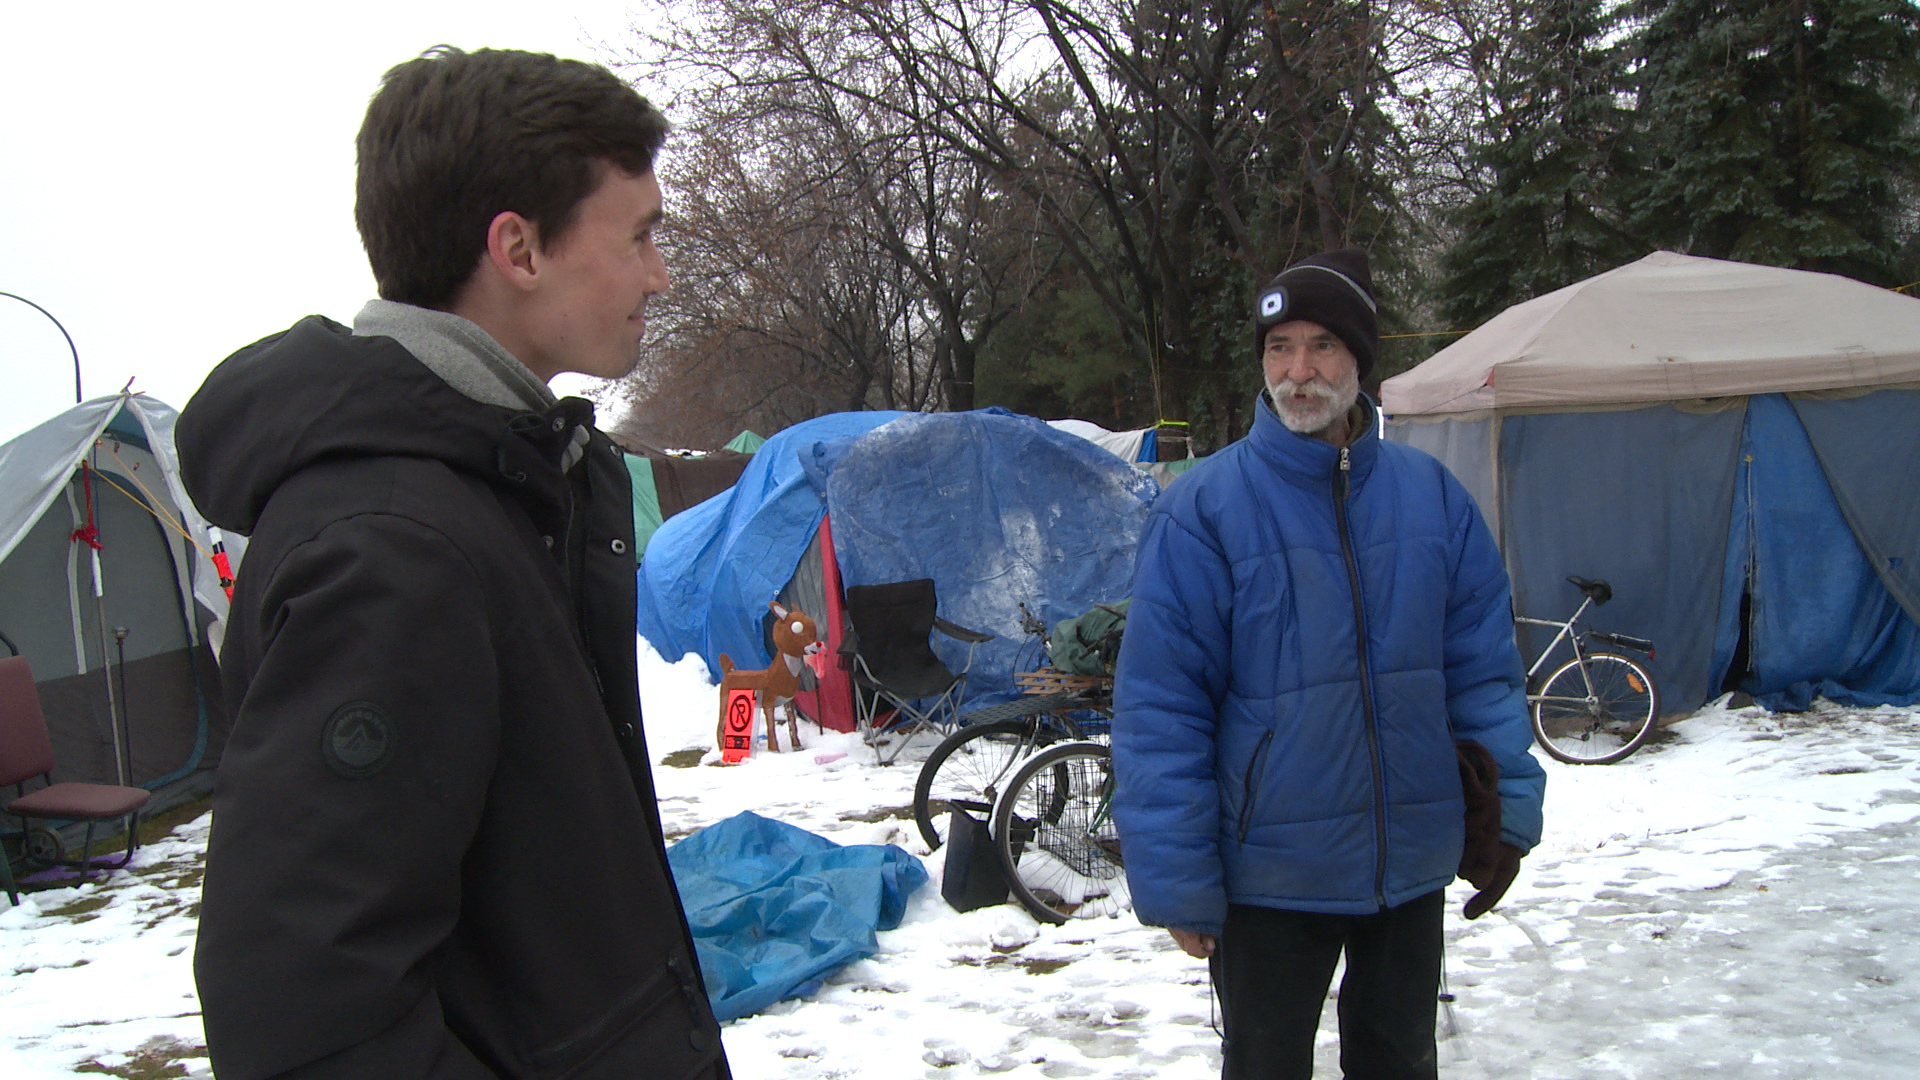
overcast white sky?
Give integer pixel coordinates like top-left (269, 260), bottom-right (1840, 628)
top-left (0, 1), bottom-right (672, 444)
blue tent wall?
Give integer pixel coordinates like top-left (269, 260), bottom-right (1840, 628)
top-left (1415, 389), bottom-right (1920, 717)
top-left (1711, 394), bottom-right (1920, 710)
top-left (1391, 416), bottom-right (1496, 524)
top-left (1497, 405), bottom-right (1746, 715)
top-left (1794, 389), bottom-right (1920, 621)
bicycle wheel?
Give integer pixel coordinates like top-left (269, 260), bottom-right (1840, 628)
top-left (991, 742), bottom-right (1130, 923)
top-left (1532, 653), bottom-right (1659, 764)
top-left (913, 718), bottom-right (1065, 850)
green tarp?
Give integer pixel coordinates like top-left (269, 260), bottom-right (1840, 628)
top-left (626, 454), bottom-right (665, 555)
top-left (722, 430), bottom-right (765, 454)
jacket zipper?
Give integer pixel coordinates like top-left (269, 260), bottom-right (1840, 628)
top-left (1237, 731), bottom-right (1274, 842)
top-left (1333, 446), bottom-right (1389, 909)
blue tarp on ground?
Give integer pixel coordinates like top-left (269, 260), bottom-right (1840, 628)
top-left (667, 812), bottom-right (927, 1022)
top-left (636, 409), bottom-right (1158, 700)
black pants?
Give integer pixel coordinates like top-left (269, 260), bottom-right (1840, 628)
top-left (1210, 890), bottom-right (1443, 1080)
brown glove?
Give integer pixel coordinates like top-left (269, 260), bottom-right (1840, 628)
top-left (1456, 740), bottom-right (1523, 919)
top-left (1463, 842), bottom-right (1523, 919)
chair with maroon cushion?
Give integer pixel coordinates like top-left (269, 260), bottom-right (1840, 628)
top-left (0, 652), bottom-right (150, 905)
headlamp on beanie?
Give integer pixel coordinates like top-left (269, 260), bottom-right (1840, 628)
top-left (1252, 247), bottom-right (1379, 382)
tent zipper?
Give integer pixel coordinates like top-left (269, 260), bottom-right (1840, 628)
top-left (1334, 446), bottom-right (1388, 909)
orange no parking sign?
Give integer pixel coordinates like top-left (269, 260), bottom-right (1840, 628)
top-left (720, 687), bottom-right (756, 764)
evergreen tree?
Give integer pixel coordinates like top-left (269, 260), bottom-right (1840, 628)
top-left (1440, 0), bottom-right (1640, 329)
top-left (1625, 0), bottom-right (1920, 283)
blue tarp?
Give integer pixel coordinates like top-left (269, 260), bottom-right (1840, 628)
top-left (636, 412), bottom-right (905, 672)
top-left (818, 410), bottom-right (1158, 702)
top-left (636, 409), bottom-right (1158, 700)
top-left (667, 812), bottom-right (927, 1022)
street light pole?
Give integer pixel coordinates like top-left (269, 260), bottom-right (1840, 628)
top-left (0, 290), bottom-right (83, 402)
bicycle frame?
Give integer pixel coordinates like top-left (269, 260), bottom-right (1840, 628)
top-left (1515, 580), bottom-right (1661, 764)
top-left (1515, 594), bottom-right (1599, 686)
top-left (1517, 594), bottom-right (1656, 714)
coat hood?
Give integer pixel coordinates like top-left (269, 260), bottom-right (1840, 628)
top-left (178, 315), bottom-right (588, 536)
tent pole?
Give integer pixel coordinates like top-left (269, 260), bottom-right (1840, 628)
top-left (80, 450), bottom-right (129, 788)
top-left (92, 560), bottom-right (127, 788)
top-left (113, 628), bottom-right (132, 788)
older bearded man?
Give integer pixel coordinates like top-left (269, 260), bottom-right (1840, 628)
top-left (1262, 318), bottom-right (1365, 440)
top-left (1110, 248), bottom-right (1546, 1080)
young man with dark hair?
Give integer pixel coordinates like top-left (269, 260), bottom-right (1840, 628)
top-left (178, 48), bottom-right (729, 1079)
top-left (1111, 249), bottom-right (1545, 1079)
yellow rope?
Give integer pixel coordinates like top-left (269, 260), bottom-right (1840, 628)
top-left (94, 469), bottom-right (207, 555)
top-left (93, 444), bottom-right (213, 559)
top-left (1894, 280), bottom-right (1918, 294)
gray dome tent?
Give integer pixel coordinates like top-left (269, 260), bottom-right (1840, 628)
top-left (0, 393), bottom-right (234, 819)
top-left (1383, 251), bottom-right (1920, 714)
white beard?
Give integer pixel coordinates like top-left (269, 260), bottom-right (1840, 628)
top-left (1267, 366), bottom-right (1360, 436)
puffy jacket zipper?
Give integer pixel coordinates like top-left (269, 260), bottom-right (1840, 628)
top-left (1333, 446), bottom-right (1388, 908)
top-left (1237, 731), bottom-right (1275, 842)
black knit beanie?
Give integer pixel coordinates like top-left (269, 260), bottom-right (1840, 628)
top-left (1252, 247), bottom-right (1379, 382)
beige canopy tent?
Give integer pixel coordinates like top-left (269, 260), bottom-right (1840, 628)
top-left (1385, 250), bottom-right (1920, 417)
top-left (1382, 251), bottom-right (1920, 715)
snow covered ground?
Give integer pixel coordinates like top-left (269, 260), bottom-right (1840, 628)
top-left (5, 639), bottom-right (1919, 1078)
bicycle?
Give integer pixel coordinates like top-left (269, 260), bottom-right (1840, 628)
top-left (911, 602), bottom-right (1108, 851)
top-left (1515, 576), bottom-right (1660, 765)
top-left (911, 692), bottom-right (1084, 850)
top-left (990, 739), bottom-right (1129, 923)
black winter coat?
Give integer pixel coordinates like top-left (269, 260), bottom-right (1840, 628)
top-left (178, 316), bottom-right (727, 1080)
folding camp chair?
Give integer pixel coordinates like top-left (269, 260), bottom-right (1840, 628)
top-left (841, 580), bottom-right (993, 764)
top-left (0, 652), bottom-right (150, 905)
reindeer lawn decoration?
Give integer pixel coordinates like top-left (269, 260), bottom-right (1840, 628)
top-left (716, 601), bottom-right (823, 760)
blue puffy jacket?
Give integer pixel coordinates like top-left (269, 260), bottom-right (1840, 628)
top-left (1111, 397), bottom-right (1545, 933)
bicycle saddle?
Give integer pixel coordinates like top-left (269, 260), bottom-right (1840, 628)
top-left (1566, 576), bottom-right (1613, 605)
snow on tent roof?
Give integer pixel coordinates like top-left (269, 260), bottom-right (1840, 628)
top-left (1382, 251), bottom-right (1920, 416)
top-left (1045, 418), bottom-right (1148, 463)
top-left (817, 410), bottom-right (1158, 702)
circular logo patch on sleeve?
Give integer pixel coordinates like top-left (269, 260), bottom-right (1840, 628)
top-left (321, 701), bottom-right (397, 779)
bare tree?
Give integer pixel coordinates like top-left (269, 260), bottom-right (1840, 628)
top-left (613, 91), bottom-right (951, 443)
top-left (620, 0), bottom-right (1426, 446)
top-left (613, 3), bottom-right (1049, 442)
